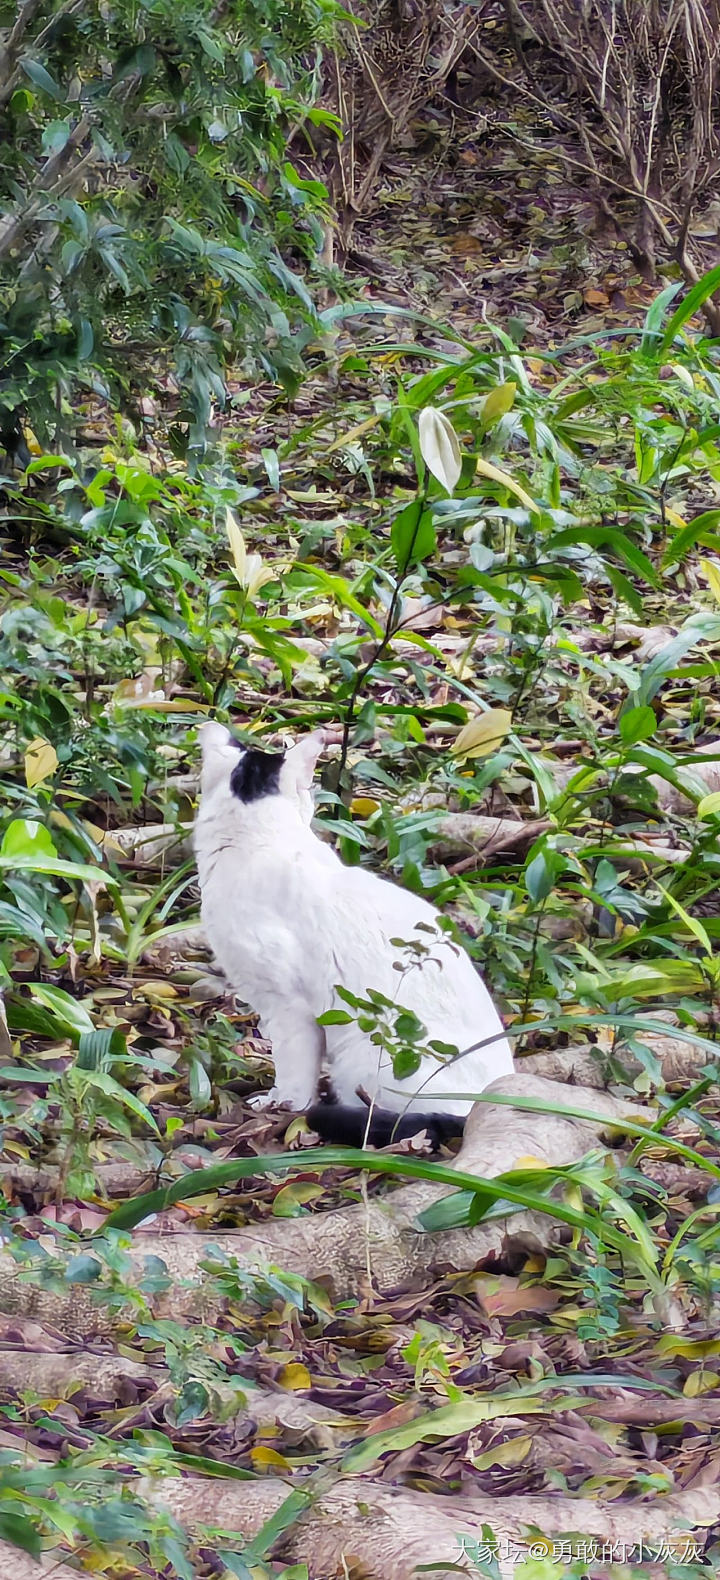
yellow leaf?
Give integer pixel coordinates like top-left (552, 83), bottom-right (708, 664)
top-left (25, 428), bottom-right (42, 457)
top-left (683, 1369), bottom-right (719, 1397)
top-left (350, 796), bottom-right (380, 818)
top-left (475, 456), bottom-right (540, 514)
top-left (24, 737), bottom-right (58, 788)
top-left (481, 382), bottom-right (517, 425)
top-left (664, 506), bottom-right (687, 530)
top-left (451, 708), bottom-right (513, 760)
top-left (513, 1155), bottom-right (548, 1170)
top-left (277, 1362), bottom-right (311, 1390)
top-left (226, 509), bottom-right (247, 584)
top-left (326, 412), bottom-right (383, 453)
top-left (701, 558), bottom-right (720, 605)
top-left (698, 790), bottom-right (720, 818)
top-left (471, 1434), bottom-right (532, 1471)
top-left (250, 1445), bottom-right (292, 1469)
top-left (272, 1180), bottom-right (324, 1216)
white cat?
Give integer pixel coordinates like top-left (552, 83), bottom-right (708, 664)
top-left (194, 723), bottom-right (513, 1144)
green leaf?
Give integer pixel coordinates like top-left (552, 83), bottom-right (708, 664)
top-left (26, 983), bottom-right (95, 1038)
top-left (578, 958), bottom-right (709, 1000)
top-left (65, 1253), bottom-right (102, 1284)
top-left (546, 526), bottom-right (659, 588)
top-left (243, 1490), bottom-right (312, 1562)
top-left (662, 509), bottom-right (720, 566)
top-left (341, 1386), bottom-right (604, 1472)
top-left (99, 1142), bottom-right (661, 1280)
top-left (41, 118), bottom-right (71, 155)
top-left (627, 743), bottom-right (713, 805)
top-left (633, 616), bottom-right (720, 706)
top-left (1, 820), bottom-right (56, 860)
top-left (0, 855), bottom-right (116, 886)
top-left (640, 279), bottom-right (684, 351)
top-left (390, 501), bottom-right (436, 568)
top-left (659, 263), bottom-right (720, 352)
top-left (20, 57), bottom-right (63, 98)
top-left (316, 1010), bottom-right (354, 1025)
top-left (524, 847), bottom-right (564, 904)
top-left (77, 1069), bottom-right (160, 1133)
top-left (0, 1511), bottom-right (41, 1555)
top-left (655, 883), bottom-right (713, 957)
top-left (76, 1028), bottom-right (127, 1070)
top-left (619, 705), bottom-right (656, 745)
top-left (188, 1058), bottom-right (212, 1111)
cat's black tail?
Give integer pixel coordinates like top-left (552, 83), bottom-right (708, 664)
top-left (305, 1101), bottom-right (465, 1151)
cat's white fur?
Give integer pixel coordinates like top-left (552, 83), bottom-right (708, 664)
top-left (194, 723), bottom-right (513, 1115)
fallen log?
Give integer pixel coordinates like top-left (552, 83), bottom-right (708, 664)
top-left (523, 1027), bottom-right (715, 1087)
top-left (0, 1545), bottom-right (82, 1580)
top-left (0, 1076), bottom-right (647, 1338)
top-left (0, 1349), bottom-right (347, 1445)
top-left (142, 1474), bottom-right (720, 1580)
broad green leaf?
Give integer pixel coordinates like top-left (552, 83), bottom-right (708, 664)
top-left (451, 709), bottom-right (513, 760)
top-left (1, 819), bottom-right (56, 860)
top-left (76, 1028), bottom-right (127, 1070)
top-left (390, 501), bottom-right (436, 567)
top-left (525, 846), bottom-right (564, 904)
top-left (698, 790), bottom-right (720, 818)
top-left (27, 983), bottom-right (95, 1037)
top-left (417, 407), bottom-right (462, 493)
top-left (627, 743), bottom-right (714, 806)
top-left (0, 854), bottom-right (116, 886)
top-left (0, 1511), bottom-right (41, 1555)
top-left (20, 56), bottom-right (62, 98)
top-left (632, 616), bottom-right (720, 706)
top-left (188, 1058), bottom-right (212, 1110)
top-left (619, 705), bottom-right (656, 746)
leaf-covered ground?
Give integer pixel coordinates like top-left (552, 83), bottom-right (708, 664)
top-left (2, 122), bottom-right (720, 1579)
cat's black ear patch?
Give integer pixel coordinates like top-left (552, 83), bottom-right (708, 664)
top-left (230, 748), bottom-right (284, 804)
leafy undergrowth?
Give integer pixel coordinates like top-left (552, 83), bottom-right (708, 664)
top-left (2, 270), bottom-right (720, 1574)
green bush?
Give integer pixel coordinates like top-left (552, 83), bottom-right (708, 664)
top-left (0, 0), bottom-right (339, 456)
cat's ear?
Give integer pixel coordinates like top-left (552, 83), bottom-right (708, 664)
top-left (198, 722), bottom-right (236, 795)
top-left (282, 728), bottom-right (326, 791)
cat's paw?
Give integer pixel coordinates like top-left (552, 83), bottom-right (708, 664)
top-left (247, 1089), bottom-right (310, 1113)
top-left (247, 1089), bottom-right (279, 1112)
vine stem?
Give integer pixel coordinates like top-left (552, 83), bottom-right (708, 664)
top-left (333, 493), bottom-right (429, 815)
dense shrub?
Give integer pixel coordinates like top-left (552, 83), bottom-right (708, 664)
top-left (0, 0), bottom-right (339, 454)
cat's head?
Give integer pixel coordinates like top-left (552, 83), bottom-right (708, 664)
top-left (198, 723), bottom-right (325, 825)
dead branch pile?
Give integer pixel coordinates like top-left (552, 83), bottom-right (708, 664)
top-left (475, 0), bottom-right (720, 311)
top-left (316, 0), bottom-right (489, 234)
